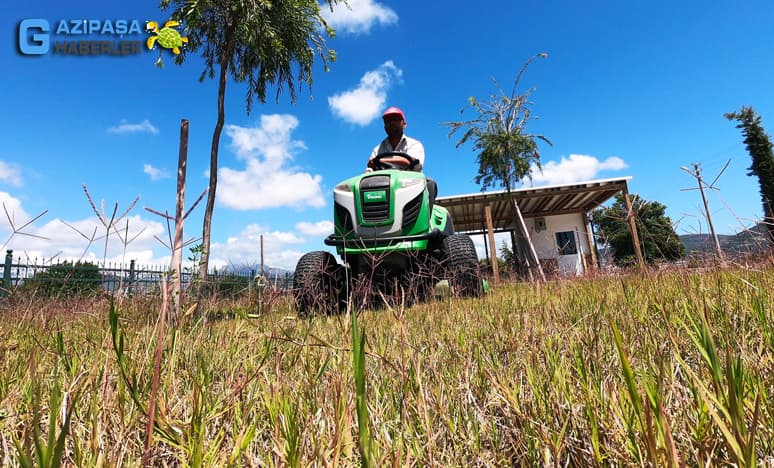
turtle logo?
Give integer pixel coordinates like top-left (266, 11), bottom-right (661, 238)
top-left (146, 20), bottom-right (188, 66)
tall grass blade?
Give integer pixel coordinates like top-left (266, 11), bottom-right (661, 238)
top-left (351, 311), bottom-right (373, 468)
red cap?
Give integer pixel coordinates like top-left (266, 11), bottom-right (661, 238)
top-left (382, 106), bottom-right (405, 120)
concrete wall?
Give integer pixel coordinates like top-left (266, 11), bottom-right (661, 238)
top-left (521, 213), bottom-right (593, 275)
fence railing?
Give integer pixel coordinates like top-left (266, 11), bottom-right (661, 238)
top-left (0, 249), bottom-right (294, 297)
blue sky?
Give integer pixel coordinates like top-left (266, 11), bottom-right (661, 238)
top-left (2, 0), bottom-right (773, 271)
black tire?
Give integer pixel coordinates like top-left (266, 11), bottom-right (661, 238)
top-left (293, 251), bottom-right (342, 317)
top-left (443, 234), bottom-right (483, 297)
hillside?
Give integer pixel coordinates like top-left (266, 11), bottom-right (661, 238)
top-left (681, 222), bottom-right (772, 256)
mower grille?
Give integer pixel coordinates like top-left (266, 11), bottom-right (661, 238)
top-left (362, 199), bottom-right (390, 221)
top-left (360, 175), bottom-right (391, 222)
top-left (402, 192), bottom-right (423, 229)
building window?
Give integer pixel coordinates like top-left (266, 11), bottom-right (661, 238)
top-left (555, 231), bottom-right (577, 255)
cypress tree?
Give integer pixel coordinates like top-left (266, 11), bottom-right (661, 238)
top-left (725, 106), bottom-right (774, 243)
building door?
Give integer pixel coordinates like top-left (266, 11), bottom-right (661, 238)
top-left (555, 230), bottom-right (582, 276)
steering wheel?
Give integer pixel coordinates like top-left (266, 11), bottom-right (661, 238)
top-left (371, 151), bottom-right (420, 171)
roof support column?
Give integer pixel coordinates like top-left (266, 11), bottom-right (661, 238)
top-left (583, 211), bottom-right (598, 271)
top-left (482, 226), bottom-right (490, 262)
top-left (511, 198), bottom-right (546, 282)
top-left (484, 204), bottom-right (500, 284)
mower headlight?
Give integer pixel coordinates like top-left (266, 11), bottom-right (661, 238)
top-left (400, 178), bottom-right (423, 188)
top-left (335, 183), bottom-right (352, 192)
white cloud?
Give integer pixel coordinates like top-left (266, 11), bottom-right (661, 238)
top-left (2, 209), bottom-right (167, 264)
top-left (328, 61), bottom-right (403, 125)
top-left (208, 223), bottom-right (307, 271)
top-left (296, 220), bottom-right (334, 236)
top-left (107, 119), bottom-right (159, 135)
top-left (227, 114), bottom-right (307, 162)
top-left (0, 199), bottom-right (170, 279)
top-left (144, 164), bottom-right (171, 181)
top-left (528, 154), bottom-right (628, 186)
top-left (0, 194), bottom-right (314, 272)
top-left (0, 161), bottom-right (22, 187)
top-left (0, 191), bottom-right (30, 234)
top-left (0, 187), bottom-right (322, 272)
top-left (321, 0), bottom-right (398, 35)
top-left (218, 115), bottom-right (325, 210)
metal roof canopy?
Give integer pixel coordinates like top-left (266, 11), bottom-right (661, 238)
top-left (436, 176), bottom-right (632, 235)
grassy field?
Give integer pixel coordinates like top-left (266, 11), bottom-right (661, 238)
top-left (0, 264), bottom-right (772, 466)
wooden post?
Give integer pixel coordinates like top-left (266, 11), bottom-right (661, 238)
top-left (170, 119), bottom-right (189, 323)
top-left (512, 198), bottom-right (545, 281)
top-left (128, 259), bottom-right (136, 296)
top-left (584, 212), bottom-right (598, 271)
top-left (622, 186), bottom-right (645, 268)
top-left (483, 231), bottom-right (490, 261)
top-left (577, 229), bottom-right (587, 272)
top-left (484, 205), bottom-right (499, 284)
top-left (260, 235), bottom-right (265, 277)
top-left (693, 163), bottom-right (723, 259)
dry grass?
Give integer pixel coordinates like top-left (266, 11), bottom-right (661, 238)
top-left (1, 262), bottom-right (772, 466)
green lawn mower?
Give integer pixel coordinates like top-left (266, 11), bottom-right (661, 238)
top-left (293, 152), bottom-right (484, 316)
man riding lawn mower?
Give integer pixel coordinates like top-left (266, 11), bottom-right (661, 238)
top-left (293, 151), bottom-right (485, 317)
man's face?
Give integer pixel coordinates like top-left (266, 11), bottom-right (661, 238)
top-left (383, 114), bottom-right (405, 138)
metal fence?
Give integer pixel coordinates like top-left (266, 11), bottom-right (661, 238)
top-left (0, 249), bottom-right (293, 297)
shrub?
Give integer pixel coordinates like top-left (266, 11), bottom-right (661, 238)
top-left (196, 273), bottom-right (251, 299)
top-left (23, 261), bottom-right (103, 297)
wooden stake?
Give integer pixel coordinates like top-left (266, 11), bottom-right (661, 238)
top-left (622, 186), bottom-right (645, 268)
top-left (170, 119), bottom-right (189, 323)
top-left (485, 204), bottom-right (499, 284)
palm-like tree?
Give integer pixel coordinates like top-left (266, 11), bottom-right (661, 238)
top-left (446, 53), bottom-right (551, 193)
top-left (446, 53), bottom-right (551, 279)
top-left (160, 0), bottom-right (341, 279)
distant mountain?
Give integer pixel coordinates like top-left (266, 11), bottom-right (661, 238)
top-left (681, 222), bottom-right (772, 256)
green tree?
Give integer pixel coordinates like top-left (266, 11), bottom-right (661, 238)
top-left (445, 53), bottom-right (551, 192)
top-left (592, 194), bottom-right (685, 265)
top-left (160, 0), bottom-right (341, 280)
top-left (724, 106), bottom-right (774, 242)
top-left (24, 261), bottom-right (102, 297)
top-left (446, 53), bottom-right (550, 280)
top-left (499, 240), bottom-right (516, 266)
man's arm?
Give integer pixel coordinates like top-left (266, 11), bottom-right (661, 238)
top-left (408, 139), bottom-right (425, 171)
top-left (369, 143), bottom-right (380, 160)
top-left (366, 143), bottom-right (382, 171)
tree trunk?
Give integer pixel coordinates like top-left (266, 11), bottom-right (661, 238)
top-left (764, 199), bottom-right (774, 247)
top-left (170, 119), bottom-right (189, 324)
top-left (199, 58), bottom-right (229, 281)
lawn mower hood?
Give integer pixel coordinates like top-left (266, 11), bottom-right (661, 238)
top-left (325, 169), bottom-right (451, 252)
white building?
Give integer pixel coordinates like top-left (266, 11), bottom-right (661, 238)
top-left (437, 177), bottom-right (641, 278)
